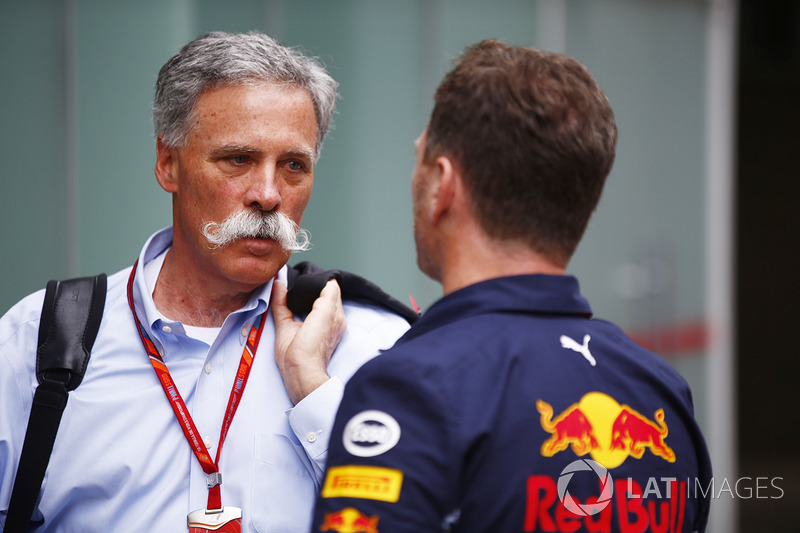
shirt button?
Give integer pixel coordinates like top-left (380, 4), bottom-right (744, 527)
top-left (204, 436), bottom-right (214, 450)
top-left (241, 326), bottom-right (249, 336)
top-left (204, 363), bottom-right (212, 374)
top-left (162, 325), bottom-right (172, 333)
top-left (306, 432), bottom-right (318, 443)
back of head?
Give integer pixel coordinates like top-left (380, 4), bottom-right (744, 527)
top-left (153, 31), bottom-right (338, 155)
top-left (425, 39), bottom-right (617, 266)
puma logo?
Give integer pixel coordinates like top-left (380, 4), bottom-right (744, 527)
top-left (560, 334), bottom-right (596, 366)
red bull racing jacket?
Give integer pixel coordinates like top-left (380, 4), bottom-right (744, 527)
top-left (313, 274), bottom-right (712, 533)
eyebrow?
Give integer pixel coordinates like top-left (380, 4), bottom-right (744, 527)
top-left (285, 148), bottom-right (316, 162)
top-left (209, 145), bottom-right (316, 161)
top-left (209, 145), bottom-right (260, 157)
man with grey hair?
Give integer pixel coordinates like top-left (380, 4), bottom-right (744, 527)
top-left (0, 32), bottom-right (410, 532)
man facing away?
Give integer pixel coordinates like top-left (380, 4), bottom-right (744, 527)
top-left (0, 32), bottom-right (410, 532)
top-left (311, 39), bottom-right (712, 532)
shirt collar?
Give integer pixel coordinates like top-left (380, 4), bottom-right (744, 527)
top-left (130, 226), bottom-right (283, 336)
top-left (398, 274), bottom-right (593, 344)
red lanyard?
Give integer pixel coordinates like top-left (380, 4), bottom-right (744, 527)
top-left (126, 260), bottom-right (267, 511)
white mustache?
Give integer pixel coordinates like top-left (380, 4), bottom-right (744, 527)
top-left (201, 210), bottom-right (311, 252)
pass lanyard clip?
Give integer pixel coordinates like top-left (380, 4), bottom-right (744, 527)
top-left (126, 260), bottom-right (268, 512)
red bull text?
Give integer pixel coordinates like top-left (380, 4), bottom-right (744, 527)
top-left (525, 476), bottom-right (689, 533)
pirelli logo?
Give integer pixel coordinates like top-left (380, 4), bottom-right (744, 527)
top-left (321, 465), bottom-right (404, 502)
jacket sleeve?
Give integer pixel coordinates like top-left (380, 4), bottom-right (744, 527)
top-left (312, 355), bottom-right (457, 532)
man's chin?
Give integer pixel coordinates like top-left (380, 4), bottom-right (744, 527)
top-left (223, 251), bottom-right (290, 288)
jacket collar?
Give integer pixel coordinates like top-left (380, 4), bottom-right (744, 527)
top-left (398, 274), bottom-right (592, 345)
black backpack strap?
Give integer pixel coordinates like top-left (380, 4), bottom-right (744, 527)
top-left (5, 274), bottom-right (106, 533)
top-left (286, 261), bottom-right (419, 325)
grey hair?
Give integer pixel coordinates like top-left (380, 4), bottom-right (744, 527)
top-left (153, 31), bottom-right (338, 156)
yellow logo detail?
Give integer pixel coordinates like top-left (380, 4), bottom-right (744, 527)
top-left (321, 465), bottom-right (403, 503)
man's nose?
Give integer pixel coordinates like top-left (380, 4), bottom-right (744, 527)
top-left (244, 165), bottom-right (280, 211)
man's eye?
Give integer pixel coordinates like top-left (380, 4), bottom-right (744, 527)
top-left (228, 155), bottom-right (248, 165)
top-left (287, 160), bottom-right (303, 171)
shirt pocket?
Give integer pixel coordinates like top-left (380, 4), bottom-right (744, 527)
top-left (250, 433), bottom-right (317, 533)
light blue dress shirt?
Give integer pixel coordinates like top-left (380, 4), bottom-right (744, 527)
top-left (0, 227), bottom-right (410, 532)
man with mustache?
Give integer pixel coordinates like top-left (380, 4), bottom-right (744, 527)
top-left (0, 32), bottom-right (411, 532)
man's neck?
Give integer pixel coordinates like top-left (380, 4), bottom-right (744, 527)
top-left (440, 231), bottom-right (566, 296)
top-left (151, 249), bottom-right (259, 327)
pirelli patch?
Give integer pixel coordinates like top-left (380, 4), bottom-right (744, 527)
top-left (321, 465), bottom-right (403, 502)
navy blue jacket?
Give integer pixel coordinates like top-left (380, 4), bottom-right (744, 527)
top-left (313, 275), bottom-right (712, 532)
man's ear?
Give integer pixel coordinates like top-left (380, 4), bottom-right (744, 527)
top-left (154, 135), bottom-right (179, 193)
top-left (430, 156), bottom-right (457, 224)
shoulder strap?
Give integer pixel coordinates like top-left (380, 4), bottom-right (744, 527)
top-left (286, 261), bottom-right (419, 324)
top-left (5, 274), bottom-right (106, 533)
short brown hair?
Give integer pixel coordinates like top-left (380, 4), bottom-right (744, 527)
top-left (426, 39), bottom-right (617, 264)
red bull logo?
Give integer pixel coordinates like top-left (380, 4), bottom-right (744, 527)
top-left (537, 392), bottom-right (676, 468)
top-left (319, 507), bottom-right (379, 533)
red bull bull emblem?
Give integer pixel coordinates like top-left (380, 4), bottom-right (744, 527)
top-left (610, 407), bottom-right (675, 462)
top-left (319, 507), bottom-right (379, 533)
top-left (537, 392), bottom-right (676, 468)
